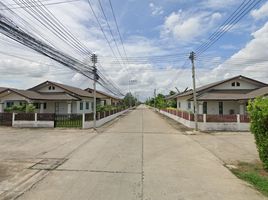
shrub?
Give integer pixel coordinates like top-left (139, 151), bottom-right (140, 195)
top-left (26, 104), bottom-right (36, 113)
top-left (248, 97), bottom-right (268, 170)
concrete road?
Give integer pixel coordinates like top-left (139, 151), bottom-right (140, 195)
top-left (191, 132), bottom-right (259, 164)
top-left (16, 106), bottom-right (265, 200)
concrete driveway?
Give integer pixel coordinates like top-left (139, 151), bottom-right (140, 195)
top-left (0, 106), bottom-right (266, 200)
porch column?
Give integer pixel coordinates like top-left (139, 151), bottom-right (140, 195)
top-left (198, 102), bottom-right (203, 114)
top-left (0, 103), bottom-right (3, 112)
top-left (67, 102), bottom-right (72, 114)
top-left (40, 103), bottom-right (44, 113)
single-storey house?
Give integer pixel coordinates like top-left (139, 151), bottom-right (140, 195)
top-left (0, 81), bottom-right (95, 114)
top-left (167, 75), bottom-right (268, 115)
top-left (85, 88), bottom-right (122, 106)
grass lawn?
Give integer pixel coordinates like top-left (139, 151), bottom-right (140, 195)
top-left (230, 162), bottom-right (268, 197)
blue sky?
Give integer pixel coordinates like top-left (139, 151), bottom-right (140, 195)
top-left (0, 0), bottom-right (268, 100)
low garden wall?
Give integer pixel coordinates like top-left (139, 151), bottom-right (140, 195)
top-left (83, 109), bottom-right (129, 128)
top-left (158, 109), bottom-right (250, 131)
top-left (3, 108), bottom-right (130, 129)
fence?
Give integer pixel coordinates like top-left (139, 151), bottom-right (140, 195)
top-left (159, 108), bottom-right (250, 131)
top-left (0, 113), bottom-right (12, 126)
top-left (54, 114), bottom-right (82, 128)
top-left (0, 108), bottom-right (129, 129)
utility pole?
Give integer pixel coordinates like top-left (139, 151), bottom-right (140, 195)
top-left (154, 89), bottom-right (156, 110)
top-left (91, 54), bottom-right (98, 129)
top-left (189, 51), bottom-right (198, 131)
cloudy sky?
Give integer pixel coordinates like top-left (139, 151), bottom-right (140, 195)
top-left (0, 0), bottom-right (268, 101)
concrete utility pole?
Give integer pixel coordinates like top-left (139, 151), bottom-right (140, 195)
top-left (189, 51), bottom-right (198, 131)
top-left (91, 54), bottom-right (98, 129)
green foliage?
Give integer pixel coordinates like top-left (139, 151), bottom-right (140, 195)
top-left (26, 104), bottom-right (36, 113)
top-left (145, 92), bottom-right (177, 109)
top-left (96, 104), bottom-right (127, 112)
top-left (4, 104), bottom-right (26, 113)
top-left (247, 98), bottom-right (268, 170)
top-left (123, 92), bottom-right (138, 107)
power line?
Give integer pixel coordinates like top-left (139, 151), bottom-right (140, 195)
top-left (0, 0), bottom-right (81, 10)
top-left (195, 0), bottom-right (263, 56)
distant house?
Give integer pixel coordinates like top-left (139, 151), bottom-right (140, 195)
top-left (85, 88), bottom-right (122, 106)
top-left (0, 80), bottom-right (121, 114)
top-left (167, 75), bottom-right (268, 115)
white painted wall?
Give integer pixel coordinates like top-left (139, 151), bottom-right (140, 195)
top-left (37, 85), bottom-right (65, 93)
top-left (213, 79), bottom-right (259, 90)
top-left (84, 109), bottom-right (129, 128)
top-left (177, 96), bottom-right (193, 112)
top-left (159, 110), bottom-right (250, 131)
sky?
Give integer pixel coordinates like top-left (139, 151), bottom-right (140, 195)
top-left (0, 0), bottom-right (268, 101)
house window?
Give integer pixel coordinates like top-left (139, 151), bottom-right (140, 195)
top-left (203, 102), bottom-right (207, 114)
top-left (236, 82), bottom-right (240, 86)
top-left (231, 82), bottom-right (235, 87)
top-left (44, 103), bottom-right (47, 109)
top-left (33, 103), bottom-right (40, 109)
top-left (48, 86), bottom-right (55, 90)
top-left (219, 102), bottom-right (223, 115)
top-left (188, 101), bottom-right (191, 109)
top-left (80, 102), bottom-right (83, 110)
top-left (178, 102), bottom-right (181, 108)
top-left (86, 102), bottom-right (89, 110)
top-left (6, 102), bottom-right (14, 108)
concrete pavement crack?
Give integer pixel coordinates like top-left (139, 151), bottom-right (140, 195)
top-left (52, 168), bottom-right (141, 174)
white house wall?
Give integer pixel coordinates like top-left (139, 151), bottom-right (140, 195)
top-left (213, 79), bottom-right (259, 90)
top-left (177, 96), bottom-right (193, 112)
top-left (44, 102), bottom-right (55, 113)
top-left (37, 85), bottom-right (65, 93)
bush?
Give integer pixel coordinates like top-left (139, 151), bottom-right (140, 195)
top-left (26, 104), bottom-right (36, 113)
top-left (4, 104), bottom-right (26, 113)
top-left (248, 98), bottom-right (268, 170)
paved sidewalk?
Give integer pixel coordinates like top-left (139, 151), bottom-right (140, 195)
top-left (16, 106), bottom-right (266, 200)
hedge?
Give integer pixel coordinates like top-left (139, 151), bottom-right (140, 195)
top-left (248, 98), bottom-right (268, 170)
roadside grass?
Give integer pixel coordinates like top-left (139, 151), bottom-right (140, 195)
top-left (230, 162), bottom-right (268, 197)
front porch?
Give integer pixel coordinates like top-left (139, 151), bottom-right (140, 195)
top-left (197, 100), bottom-right (248, 115)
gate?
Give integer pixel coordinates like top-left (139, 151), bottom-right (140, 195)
top-left (0, 113), bottom-right (12, 126)
top-left (54, 114), bottom-right (82, 128)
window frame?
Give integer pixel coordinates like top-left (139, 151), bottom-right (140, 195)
top-left (80, 102), bottom-right (83, 110)
top-left (219, 102), bottom-right (223, 115)
top-left (203, 102), bottom-right (207, 114)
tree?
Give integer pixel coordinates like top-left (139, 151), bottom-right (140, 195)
top-left (123, 92), bottom-right (137, 107)
top-left (167, 90), bottom-right (177, 108)
top-left (248, 97), bottom-right (268, 170)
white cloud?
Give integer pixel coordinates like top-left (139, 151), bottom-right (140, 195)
top-left (162, 10), bottom-right (222, 42)
top-left (149, 2), bottom-right (164, 16)
top-left (196, 21), bottom-right (268, 86)
top-left (200, 0), bottom-right (239, 9)
top-left (251, 1), bottom-right (268, 20)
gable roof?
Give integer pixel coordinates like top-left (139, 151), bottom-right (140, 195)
top-left (167, 75), bottom-right (268, 100)
top-left (0, 87), bottom-right (7, 93)
top-left (85, 88), bottom-right (122, 100)
top-left (243, 86), bottom-right (268, 99)
top-left (0, 88), bottom-right (79, 101)
top-left (29, 81), bottom-right (93, 98)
